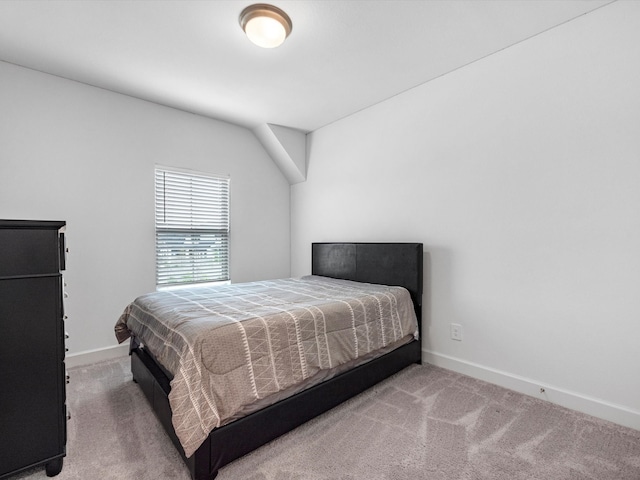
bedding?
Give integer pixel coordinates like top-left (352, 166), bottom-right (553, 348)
top-left (115, 275), bottom-right (418, 457)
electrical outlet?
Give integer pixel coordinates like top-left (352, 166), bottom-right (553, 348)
top-left (450, 323), bottom-right (463, 341)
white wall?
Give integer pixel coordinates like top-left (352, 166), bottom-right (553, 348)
top-left (291, 1), bottom-right (640, 428)
top-left (0, 62), bottom-right (291, 358)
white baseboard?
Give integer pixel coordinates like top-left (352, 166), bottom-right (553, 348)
top-left (66, 343), bottom-right (129, 368)
top-left (423, 349), bottom-right (640, 432)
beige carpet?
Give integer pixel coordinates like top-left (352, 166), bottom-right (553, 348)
top-left (7, 357), bottom-right (640, 480)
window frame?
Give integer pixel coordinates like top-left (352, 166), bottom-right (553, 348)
top-left (154, 165), bottom-right (230, 289)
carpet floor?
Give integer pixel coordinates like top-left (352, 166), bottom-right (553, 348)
top-left (6, 357), bottom-right (640, 480)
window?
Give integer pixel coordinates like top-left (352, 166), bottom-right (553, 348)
top-left (155, 166), bottom-right (230, 287)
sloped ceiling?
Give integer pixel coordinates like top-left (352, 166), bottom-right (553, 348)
top-left (0, 0), bottom-right (612, 133)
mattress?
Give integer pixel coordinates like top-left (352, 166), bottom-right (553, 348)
top-left (115, 275), bottom-right (418, 457)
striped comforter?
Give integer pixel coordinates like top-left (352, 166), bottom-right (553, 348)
top-left (115, 275), bottom-right (418, 457)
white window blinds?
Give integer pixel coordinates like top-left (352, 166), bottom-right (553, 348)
top-left (155, 167), bottom-right (230, 287)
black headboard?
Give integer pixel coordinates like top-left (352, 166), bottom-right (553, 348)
top-left (311, 243), bottom-right (423, 323)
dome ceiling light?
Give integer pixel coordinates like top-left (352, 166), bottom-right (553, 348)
top-left (239, 3), bottom-right (292, 48)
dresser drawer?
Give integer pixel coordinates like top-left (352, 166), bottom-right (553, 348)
top-left (0, 225), bottom-right (64, 277)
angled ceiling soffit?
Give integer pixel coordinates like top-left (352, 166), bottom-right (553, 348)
top-left (253, 123), bottom-right (307, 185)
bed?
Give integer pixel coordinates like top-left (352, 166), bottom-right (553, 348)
top-left (115, 242), bottom-right (423, 480)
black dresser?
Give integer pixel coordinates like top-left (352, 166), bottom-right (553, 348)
top-left (0, 220), bottom-right (67, 478)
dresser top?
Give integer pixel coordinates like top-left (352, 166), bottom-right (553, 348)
top-left (0, 220), bottom-right (65, 230)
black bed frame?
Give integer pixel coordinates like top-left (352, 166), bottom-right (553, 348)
top-left (129, 242), bottom-right (423, 480)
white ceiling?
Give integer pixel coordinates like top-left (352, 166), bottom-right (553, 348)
top-left (0, 0), bottom-right (612, 133)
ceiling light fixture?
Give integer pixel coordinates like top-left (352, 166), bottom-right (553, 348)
top-left (239, 3), bottom-right (292, 49)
